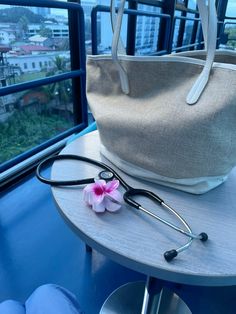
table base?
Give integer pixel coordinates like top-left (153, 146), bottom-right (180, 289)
top-left (100, 279), bottom-right (191, 314)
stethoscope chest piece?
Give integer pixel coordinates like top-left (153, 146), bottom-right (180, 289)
top-left (99, 170), bottom-right (115, 181)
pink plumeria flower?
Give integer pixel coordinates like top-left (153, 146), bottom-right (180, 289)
top-left (83, 179), bottom-right (122, 213)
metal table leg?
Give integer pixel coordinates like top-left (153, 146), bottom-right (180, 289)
top-left (100, 277), bottom-right (192, 314)
top-left (99, 281), bottom-right (145, 314)
top-left (141, 276), bottom-right (191, 314)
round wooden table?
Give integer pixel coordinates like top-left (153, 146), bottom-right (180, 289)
top-left (51, 131), bottom-right (236, 313)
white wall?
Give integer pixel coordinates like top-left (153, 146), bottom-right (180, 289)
top-left (0, 30), bottom-right (15, 45)
top-left (7, 51), bottom-right (69, 73)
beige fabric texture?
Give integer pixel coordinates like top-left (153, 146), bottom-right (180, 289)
top-left (86, 53), bottom-right (236, 188)
top-left (175, 50), bottom-right (236, 65)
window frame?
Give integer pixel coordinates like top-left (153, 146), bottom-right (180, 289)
top-left (0, 0), bottom-right (87, 187)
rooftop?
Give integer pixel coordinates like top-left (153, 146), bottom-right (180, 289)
top-left (28, 34), bottom-right (48, 43)
top-left (17, 45), bottom-right (53, 54)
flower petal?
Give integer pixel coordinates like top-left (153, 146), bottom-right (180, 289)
top-left (104, 197), bottom-right (121, 212)
top-left (106, 190), bottom-right (123, 204)
top-left (85, 190), bottom-right (104, 205)
top-left (83, 179), bottom-right (122, 213)
top-left (92, 191), bottom-right (105, 204)
top-left (104, 180), bottom-right (120, 193)
top-left (92, 201), bottom-right (106, 213)
top-left (83, 182), bottom-right (97, 193)
top-left (83, 180), bottom-right (106, 205)
top-left (83, 185), bottom-right (94, 205)
top-left (94, 179), bottom-right (106, 187)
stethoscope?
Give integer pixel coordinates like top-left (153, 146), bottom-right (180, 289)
top-left (36, 154), bottom-right (208, 262)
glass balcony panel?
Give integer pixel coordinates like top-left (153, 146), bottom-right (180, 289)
top-left (182, 20), bottom-right (194, 47)
top-left (172, 15), bottom-right (181, 49)
top-left (226, 0), bottom-right (236, 18)
top-left (222, 21), bottom-right (236, 50)
top-left (187, 0), bottom-right (197, 10)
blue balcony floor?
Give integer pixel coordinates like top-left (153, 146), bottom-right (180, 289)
top-left (1, 170), bottom-right (236, 314)
top-left (0, 171), bottom-right (145, 314)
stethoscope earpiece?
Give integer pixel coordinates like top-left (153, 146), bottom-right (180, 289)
top-left (199, 232), bottom-right (208, 242)
top-left (164, 249), bottom-right (178, 262)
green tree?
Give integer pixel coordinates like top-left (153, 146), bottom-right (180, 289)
top-left (53, 55), bottom-right (67, 72)
top-left (46, 56), bottom-right (72, 118)
top-left (0, 108), bottom-right (72, 163)
top-left (17, 15), bottom-right (29, 39)
top-left (225, 27), bottom-right (236, 49)
top-left (55, 38), bottom-right (70, 51)
top-left (0, 7), bottom-right (43, 23)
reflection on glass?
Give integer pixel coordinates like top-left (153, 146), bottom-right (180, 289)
top-left (98, 8), bottom-right (128, 55)
top-left (182, 19), bottom-right (194, 47)
top-left (222, 21), bottom-right (236, 50)
top-left (226, 0), bottom-right (236, 18)
top-left (187, 0), bottom-right (197, 10)
top-left (0, 79), bottom-right (74, 164)
top-left (172, 18), bottom-right (180, 49)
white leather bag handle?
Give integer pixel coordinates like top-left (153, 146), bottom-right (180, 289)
top-left (110, 0), bottom-right (126, 55)
top-left (186, 0), bottom-right (217, 104)
top-left (197, 0), bottom-right (209, 49)
top-left (111, 0), bottom-right (218, 104)
top-left (111, 0), bottom-right (129, 94)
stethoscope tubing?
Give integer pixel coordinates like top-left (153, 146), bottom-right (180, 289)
top-left (36, 154), bottom-right (131, 190)
top-left (36, 154), bottom-right (208, 261)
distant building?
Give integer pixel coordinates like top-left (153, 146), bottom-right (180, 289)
top-left (18, 45), bottom-right (53, 55)
top-left (0, 44), bottom-right (14, 85)
top-left (28, 23), bottom-right (69, 38)
top-left (7, 51), bottom-right (70, 73)
top-left (135, 4), bottom-right (160, 55)
top-left (0, 45), bottom-right (16, 121)
top-left (0, 94), bottom-right (16, 122)
top-left (28, 34), bottom-right (49, 46)
top-left (0, 29), bottom-right (16, 45)
top-left (82, 0), bottom-right (97, 18)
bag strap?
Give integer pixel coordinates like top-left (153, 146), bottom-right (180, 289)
top-left (111, 0), bottom-right (130, 94)
top-left (186, 0), bottom-right (217, 104)
top-left (197, 0), bottom-right (209, 49)
top-left (110, 0), bottom-right (126, 55)
top-left (111, 0), bottom-right (218, 105)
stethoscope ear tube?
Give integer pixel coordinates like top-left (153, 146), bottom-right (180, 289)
top-left (36, 154), bottom-right (130, 189)
top-left (36, 155), bottom-right (95, 186)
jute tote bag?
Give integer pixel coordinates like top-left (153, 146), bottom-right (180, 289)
top-left (86, 0), bottom-right (236, 194)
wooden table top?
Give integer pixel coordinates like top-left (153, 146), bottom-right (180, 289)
top-left (51, 131), bottom-right (236, 287)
